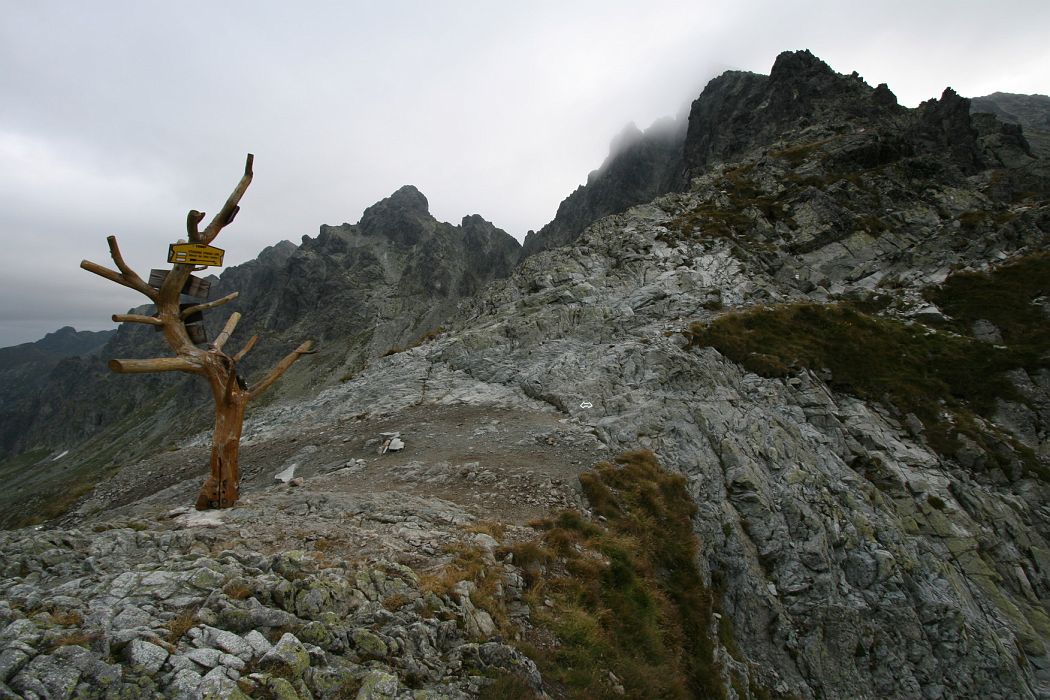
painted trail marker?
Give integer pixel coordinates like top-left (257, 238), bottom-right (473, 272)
top-left (168, 243), bottom-right (225, 267)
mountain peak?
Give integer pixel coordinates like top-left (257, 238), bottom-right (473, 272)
top-left (769, 48), bottom-right (834, 80)
top-left (386, 184), bottom-right (430, 212)
top-left (358, 185), bottom-right (434, 245)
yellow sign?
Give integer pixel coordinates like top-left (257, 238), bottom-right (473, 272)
top-left (167, 243), bottom-right (225, 267)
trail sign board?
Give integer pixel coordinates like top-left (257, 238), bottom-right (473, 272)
top-left (148, 269), bottom-right (211, 298)
top-left (168, 243), bottom-right (225, 267)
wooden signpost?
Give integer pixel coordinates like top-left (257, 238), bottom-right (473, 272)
top-left (80, 154), bottom-right (314, 510)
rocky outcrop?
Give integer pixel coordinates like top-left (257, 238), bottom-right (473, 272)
top-left (236, 185), bottom-right (520, 364)
top-left (972, 92), bottom-right (1050, 159)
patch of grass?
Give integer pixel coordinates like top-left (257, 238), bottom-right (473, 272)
top-left (467, 520), bottom-right (507, 539)
top-left (51, 610), bottom-right (83, 626)
top-left (222, 580), bottom-right (253, 601)
top-left (688, 300), bottom-right (1048, 479)
top-left (926, 252), bottom-right (1050, 349)
top-left (165, 606), bottom-right (200, 644)
top-left (511, 451), bottom-right (727, 700)
top-left (312, 537), bottom-right (337, 552)
top-left (771, 138), bottom-right (836, 166)
top-left (0, 448), bottom-right (50, 482)
top-left (381, 326), bottom-right (448, 357)
top-left (383, 593), bottom-right (410, 612)
top-left (666, 166), bottom-right (795, 250)
top-left (478, 673), bottom-right (538, 700)
top-left (47, 629), bottom-right (101, 651)
top-left (420, 542), bottom-right (509, 634)
top-left (413, 326), bottom-right (446, 346)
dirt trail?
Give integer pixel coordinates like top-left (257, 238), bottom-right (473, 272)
top-left (73, 402), bottom-right (611, 529)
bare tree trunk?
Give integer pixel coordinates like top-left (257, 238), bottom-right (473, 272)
top-left (197, 392), bottom-right (248, 509)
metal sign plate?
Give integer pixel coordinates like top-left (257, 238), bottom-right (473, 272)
top-left (167, 243), bottom-right (225, 267)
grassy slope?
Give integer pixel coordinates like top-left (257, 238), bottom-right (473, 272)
top-left (687, 253), bottom-right (1049, 479)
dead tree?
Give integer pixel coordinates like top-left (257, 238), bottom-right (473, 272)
top-left (81, 154), bottom-right (313, 510)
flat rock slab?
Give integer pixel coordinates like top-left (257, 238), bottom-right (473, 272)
top-left (173, 510), bottom-right (226, 528)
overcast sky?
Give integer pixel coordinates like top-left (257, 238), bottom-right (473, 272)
top-left (1, 1), bottom-right (1048, 346)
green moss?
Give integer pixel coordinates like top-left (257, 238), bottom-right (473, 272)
top-left (689, 301), bottom-right (1047, 479)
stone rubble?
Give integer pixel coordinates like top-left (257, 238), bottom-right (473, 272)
top-left (0, 493), bottom-right (543, 699)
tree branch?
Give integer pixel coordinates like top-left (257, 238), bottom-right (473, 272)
top-left (81, 260), bottom-right (145, 295)
top-left (212, 312), bottom-right (241, 352)
top-left (201, 153), bottom-right (254, 244)
top-left (112, 313), bottom-right (163, 326)
top-left (106, 236), bottom-right (157, 301)
top-left (187, 210), bottom-right (206, 242)
top-left (249, 340), bottom-right (314, 400)
top-left (180, 291), bottom-right (239, 319)
top-left (108, 357), bottom-right (201, 374)
top-left (232, 334), bottom-right (258, 362)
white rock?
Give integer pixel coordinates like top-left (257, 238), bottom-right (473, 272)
top-left (173, 510), bottom-right (225, 528)
top-left (123, 639), bottom-right (168, 674)
top-left (274, 463), bottom-right (297, 483)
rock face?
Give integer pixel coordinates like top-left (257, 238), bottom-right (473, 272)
top-left (972, 92), bottom-right (1050, 159)
top-left (520, 116), bottom-right (686, 257)
top-left (422, 52), bottom-right (1046, 698)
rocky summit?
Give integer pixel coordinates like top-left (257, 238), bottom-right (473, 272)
top-left (2, 49), bottom-right (1050, 699)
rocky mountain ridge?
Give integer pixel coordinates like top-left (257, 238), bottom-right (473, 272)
top-left (1, 49), bottom-right (1050, 699)
top-left (521, 50), bottom-right (1048, 261)
top-left (0, 327), bottom-right (115, 458)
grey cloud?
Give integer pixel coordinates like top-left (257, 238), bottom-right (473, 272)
top-left (1, 1), bottom-right (1049, 345)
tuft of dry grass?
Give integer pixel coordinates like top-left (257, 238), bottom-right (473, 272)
top-left (467, 521), bottom-right (507, 539)
top-left (419, 542), bottom-right (510, 635)
top-left (50, 609), bottom-right (83, 626)
top-left (48, 629), bottom-right (101, 651)
top-left (165, 606), bottom-right (200, 644)
top-left (223, 580), bottom-right (253, 601)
